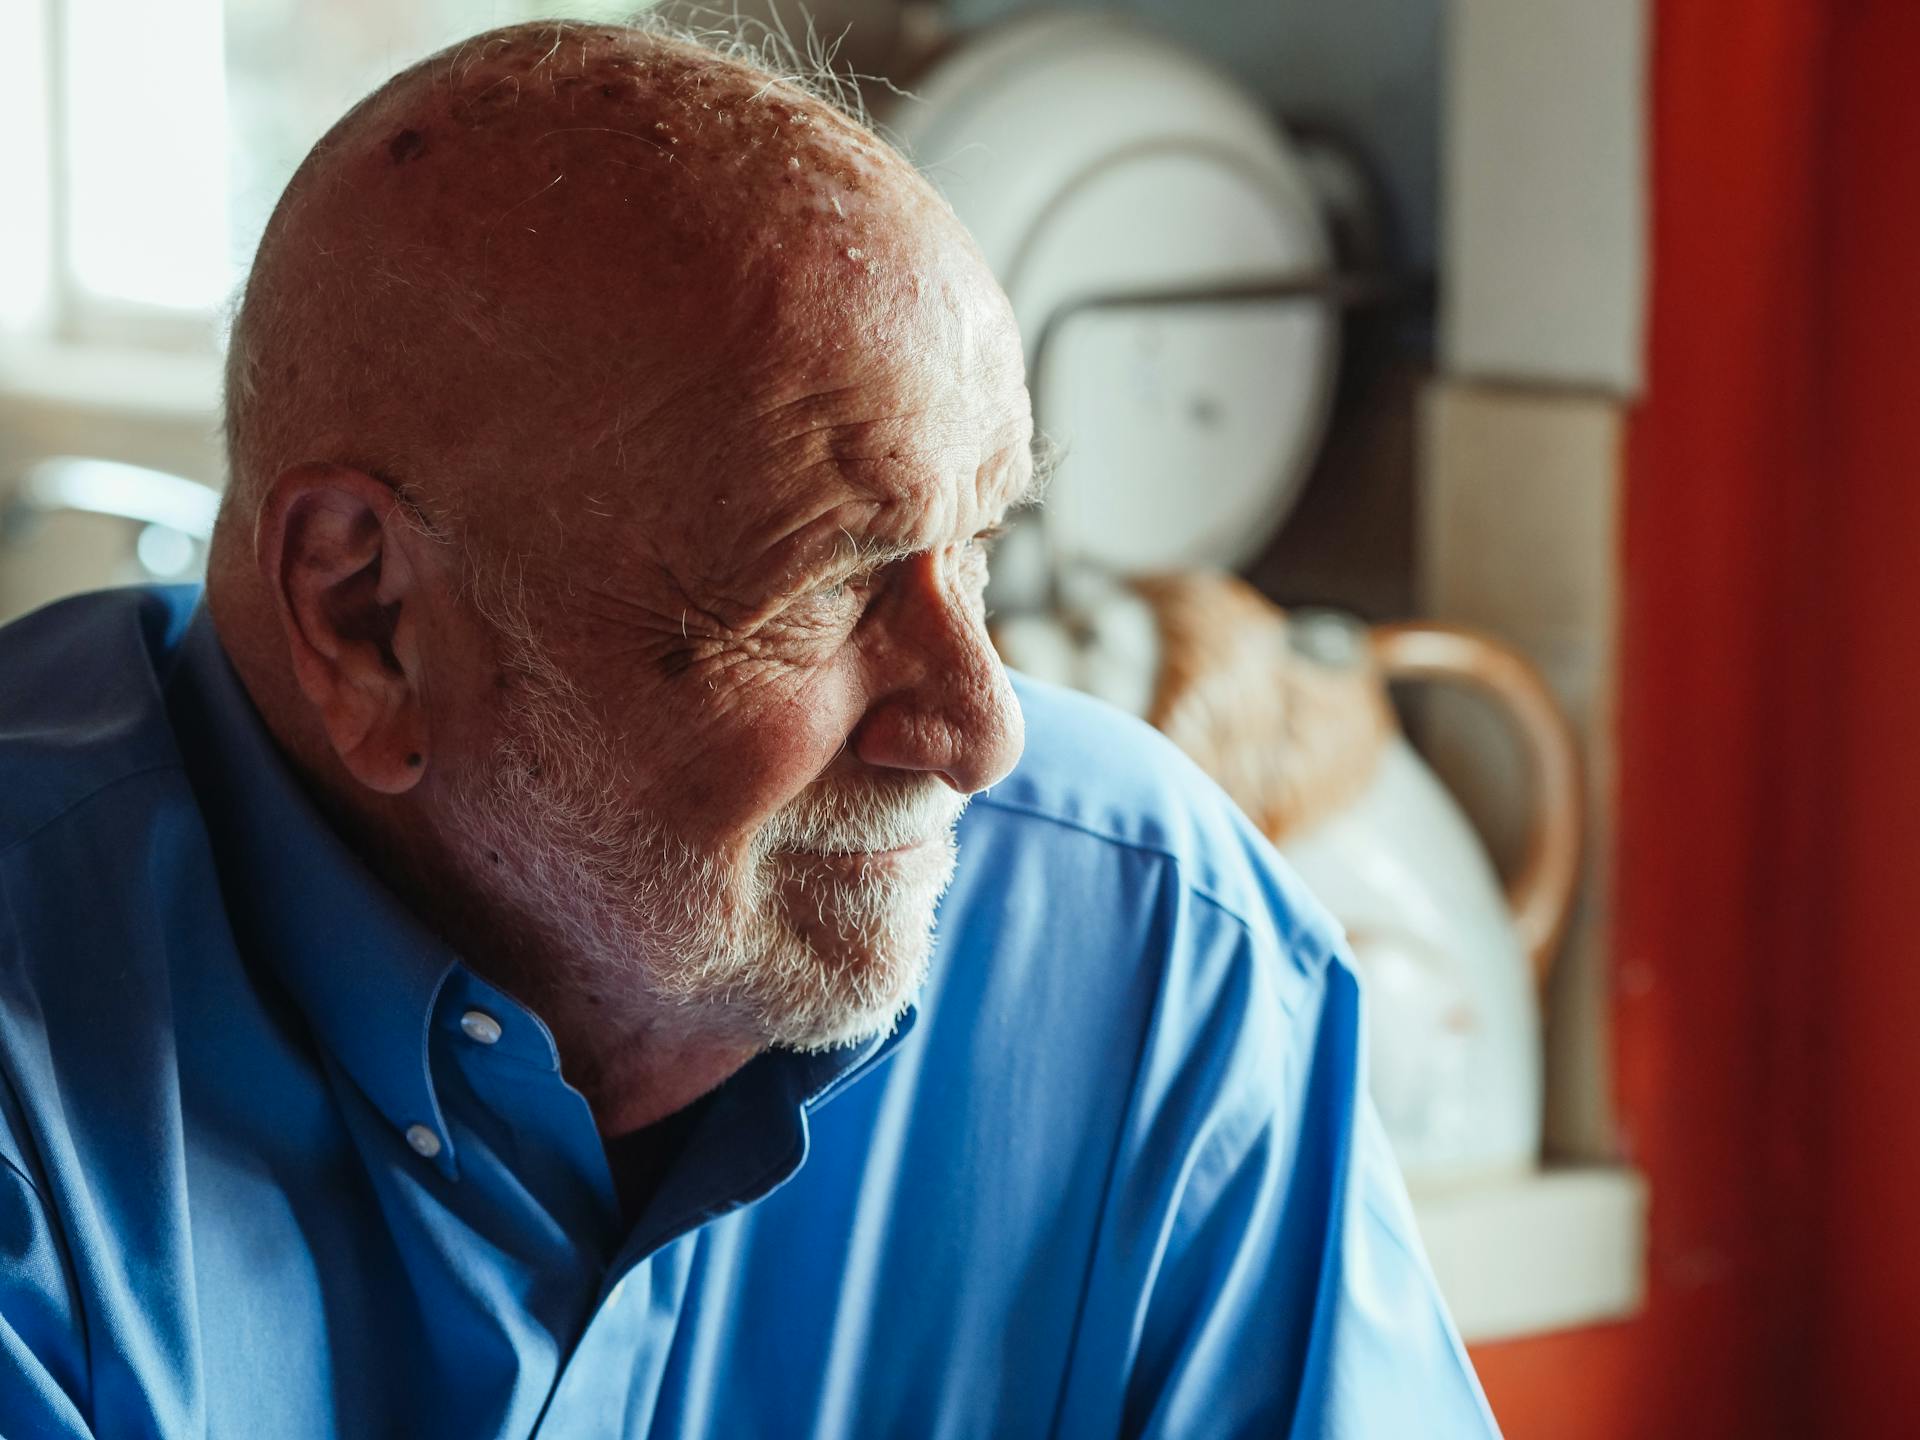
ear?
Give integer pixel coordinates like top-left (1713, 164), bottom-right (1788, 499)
top-left (255, 463), bottom-right (436, 795)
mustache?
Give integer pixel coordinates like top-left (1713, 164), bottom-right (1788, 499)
top-left (756, 777), bottom-right (970, 857)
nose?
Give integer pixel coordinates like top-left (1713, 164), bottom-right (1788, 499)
top-left (851, 557), bottom-right (1026, 794)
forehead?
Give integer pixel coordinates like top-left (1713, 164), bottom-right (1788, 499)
top-left (641, 246), bottom-right (1035, 588)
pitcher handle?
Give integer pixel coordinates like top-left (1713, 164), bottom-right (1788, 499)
top-left (1368, 623), bottom-right (1584, 992)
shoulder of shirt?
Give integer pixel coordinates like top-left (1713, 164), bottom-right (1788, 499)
top-left (0, 585), bottom-right (198, 855)
top-left (972, 672), bottom-right (1344, 974)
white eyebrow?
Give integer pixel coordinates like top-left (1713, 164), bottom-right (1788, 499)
top-left (832, 530), bottom-right (927, 571)
top-left (808, 435), bottom-right (1052, 583)
top-left (1023, 431), bottom-right (1060, 508)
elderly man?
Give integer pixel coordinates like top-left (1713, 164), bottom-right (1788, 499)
top-left (0, 20), bottom-right (1494, 1439)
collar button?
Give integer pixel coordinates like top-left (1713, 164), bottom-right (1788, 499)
top-left (459, 1010), bottom-right (503, 1045)
top-left (405, 1124), bottom-right (443, 1158)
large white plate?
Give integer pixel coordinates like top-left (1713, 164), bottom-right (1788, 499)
top-left (883, 13), bottom-right (1338, 577)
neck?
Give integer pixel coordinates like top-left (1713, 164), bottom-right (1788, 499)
top-left (526, 986), bottom-right (760, 1136)
top-left (298, 769), bottom-right (763, 1139)
top-left (419, 877), bottom-right (764, 1133)
top-left (407, 853), bottom-right (765, 1136)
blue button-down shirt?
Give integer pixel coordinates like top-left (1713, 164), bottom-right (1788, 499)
top-left (0, 586), bottom-right (1495, 1437)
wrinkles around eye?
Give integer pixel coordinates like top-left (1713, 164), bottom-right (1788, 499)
top-left (782, 530), bottom-right (1001, 633)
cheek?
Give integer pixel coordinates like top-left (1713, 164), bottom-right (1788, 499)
top-left (632, 654), bottom-right (867, 840)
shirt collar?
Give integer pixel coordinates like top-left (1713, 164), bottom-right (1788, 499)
top-left (625, 1010), bottom-right (916, 1258)
top-left (171, 603), bottom-right (464, 1177)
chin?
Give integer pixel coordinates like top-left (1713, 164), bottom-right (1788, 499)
top-left (761, 951), bottom-right (928, 1053)
top-left (740, 832), bottom-right (957, 1053)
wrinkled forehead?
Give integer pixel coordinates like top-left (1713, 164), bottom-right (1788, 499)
top-left (578, 220), bottom-right (1032, 595)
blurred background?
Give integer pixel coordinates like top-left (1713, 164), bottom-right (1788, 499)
top-left (2, 2), bottom-right (1915, 1435)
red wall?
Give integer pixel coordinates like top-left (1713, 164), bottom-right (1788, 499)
top-left (1466, 3), bottom-right (1920, 1435)
top-left (1807, 5), bottom-right (1920, 1430)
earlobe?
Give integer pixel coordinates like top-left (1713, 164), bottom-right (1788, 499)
top-left (256, 464), bottom-right (434, 796)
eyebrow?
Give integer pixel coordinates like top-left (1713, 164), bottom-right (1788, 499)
top-left (825, 431), bottom-right (1057, 573)
top-left (1024, 430), bottom-right (1061, 508)
top-left (831, 530), bottom-right (929, 571)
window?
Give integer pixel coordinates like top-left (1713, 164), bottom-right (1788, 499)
top-left (2, 0), bottom-right (642, 353)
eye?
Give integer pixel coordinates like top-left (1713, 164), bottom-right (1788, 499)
top-left (797, 570), bottom-right (872, 620)
top-left (960, 523), bottom-right (1008, 584)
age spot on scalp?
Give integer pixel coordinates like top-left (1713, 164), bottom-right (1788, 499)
top-left (388, 128), bottom-right (428, 164)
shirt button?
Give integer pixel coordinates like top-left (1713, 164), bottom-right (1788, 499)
top-left (459, 1010), bottom-right (503, 1045)
top-left (405, 1124), bottom-right (443, 1158)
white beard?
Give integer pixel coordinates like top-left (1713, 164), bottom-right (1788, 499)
top-left (441, 588), bottom-right (965, 1053)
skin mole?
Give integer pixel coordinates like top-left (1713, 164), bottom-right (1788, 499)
top-left (388, 128), bottom-right (427, 164)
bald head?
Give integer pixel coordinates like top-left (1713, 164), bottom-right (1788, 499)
top-left (218, 19), bottom-right (973, 569)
